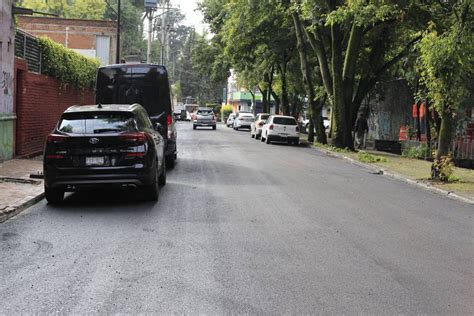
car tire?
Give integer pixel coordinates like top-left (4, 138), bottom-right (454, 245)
top-left (235, 127), bottom-right (239, 131)
top-left (193, 125), bottom-right (196, 130)
top-left (144, 165), bottom-right (159, 201)
top-left (213, 125), bottom-right (216, 130)
top-left (294, 139), bottom-right (300, 146)
top-left (166, 154), bottom-right (175, 169)
top-left (265, 136), bottom-right (271, 144)
top-left (45, 187), bottom-right (64, 204)
top-left (158, 159), bottom-right (167, 186)
top-left (251, 131), bottom-right (254, 138)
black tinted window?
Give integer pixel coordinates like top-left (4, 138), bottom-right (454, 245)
top-left (273, 117), bottom-right (297, 125)
top-left (96, 66), bottom-right (171, 116)
top-left (58, 112), bottom-right (136, 134)
top-left (197, 109), bottom-right (213, 115)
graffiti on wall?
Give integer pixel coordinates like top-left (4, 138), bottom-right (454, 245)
top-left (368, 110), bottom-right (392, 140)
top-left (1, 71), bottom-right (14, 113)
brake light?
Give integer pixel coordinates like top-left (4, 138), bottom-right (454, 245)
top-left (126, 152), bottom-right (146, 157)
top-left (259, 122), bottom-right (264, 126)
top-left (46, 154), bottom-right (64, 159)
top-left (47, 134), bottom-right (68, 143)
top-left (119, 132), bottom-right (147, 144)
top-left (167, 114), bottom-right (172, 127)
top-left (269, 124), bottom-right (274, 130)
top-left (212, 115), bottom-right (216, 121)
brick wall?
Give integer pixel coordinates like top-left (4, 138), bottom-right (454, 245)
top-left (14, 58), bottom-right (94, 157)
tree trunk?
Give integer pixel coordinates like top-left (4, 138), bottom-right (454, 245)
top-left (271, 91), bottom-right (281, 115)
top-left (425, 99), bottom-right (431, 159)
top-left (249, 90), bottom-right (256, 116)
top-left (436, 106), bottom-right (454, 159)
top-left (331, 23), bottom-right (351, 148)
top-left (291, 9), bottom-right (326, 144)
top-left (259, 86), bottom-right (269, 113)
top-left (279, 62), bottom-right (290, 115)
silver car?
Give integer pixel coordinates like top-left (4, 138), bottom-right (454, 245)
top-left (251, 113), bottom-right (270, 139)
top-left (193, 108), bottom-right (217, 130)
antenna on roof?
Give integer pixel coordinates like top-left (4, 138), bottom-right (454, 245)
top-left (98, 103), bottom-right (103, 109)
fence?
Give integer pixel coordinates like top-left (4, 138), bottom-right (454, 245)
top-left (14, 30), bottom-right (41, 73)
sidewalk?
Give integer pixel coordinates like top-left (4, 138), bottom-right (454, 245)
top-left (300, 137), bottom-right (474, 204)
top-left (0, 159), bottom-right (44, 223)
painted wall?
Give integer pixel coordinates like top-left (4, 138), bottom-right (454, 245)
top-left (0, 0), bottom-right (15, 161)
top-left (367, 80), bottom-right (414, 141)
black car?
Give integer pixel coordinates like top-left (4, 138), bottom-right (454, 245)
top-left (43, 104), bottom-right (166, 204)
top-left (95, 64), bottom-right (177, 168)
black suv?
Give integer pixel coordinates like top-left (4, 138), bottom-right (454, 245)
top-left (43, 104), bottom-right (166, 204)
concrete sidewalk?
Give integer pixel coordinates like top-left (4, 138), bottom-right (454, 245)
top-left (0, 159), bottom-right (44, 223)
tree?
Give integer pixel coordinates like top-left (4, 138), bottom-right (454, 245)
top-left (415, 1), bottom-right (473, 179)
top-left (296, 0), bottom-right (426, 149)
top-left (22, 0), bottom-right (106, 19)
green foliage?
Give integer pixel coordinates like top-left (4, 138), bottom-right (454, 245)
top-left (39, 37), bottom-right (99, 89)
top-left (402, 143), bottom-right (431, 159)
top-left (431, 155), bottom-right (455, 182)
top-left (21, 0), bottom-right (106, 20)
top-left (357, 152), bottom-right (388, 163)
top-left (221, 105), bottom-right (233, 121)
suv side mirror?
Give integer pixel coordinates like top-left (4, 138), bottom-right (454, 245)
top-left (155, 123), bottom-right (163, 132)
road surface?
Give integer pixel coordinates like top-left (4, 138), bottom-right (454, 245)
top-left (1, 122), bottom-right (472, 313)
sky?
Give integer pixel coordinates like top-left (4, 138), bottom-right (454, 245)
top-left (170, 0), bottom-right (208, 33)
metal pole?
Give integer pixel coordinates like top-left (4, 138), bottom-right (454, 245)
top-left (146, 9), bottom-right (153, 63)
top-left (160, 1), bottom-right (166, 65)
top-left (116, 0), bottom-right (121, 63)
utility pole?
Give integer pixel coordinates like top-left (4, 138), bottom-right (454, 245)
top-left (160, 1), bottom-right (166, 66)
top-left (146, 9), bottom-right (154, 63)
top-left (116, 0), bottom-right (121, 63)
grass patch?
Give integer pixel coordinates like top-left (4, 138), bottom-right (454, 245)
top-left (357, 152), bottom-right (389, 163)
top-left (313, 142), bottom-right (353, 154)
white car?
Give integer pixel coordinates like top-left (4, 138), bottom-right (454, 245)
top-left (233, 112), bottom-right (255, 130)
top-left (226, 113), bottom-right (236, 127)
top-left (250, 113), bottom-right (270, 139)
top-left (261, 115), bottom-right (300, 145)
top-left (302, 116), bottom-right (330, 133)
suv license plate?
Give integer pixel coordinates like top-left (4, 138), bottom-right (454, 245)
top-left (86, 156), bottom-right (105, 166)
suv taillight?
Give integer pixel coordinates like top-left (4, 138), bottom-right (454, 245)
top-left (167, 114), bottom-right (172, 127)
top-left (269, 124), bottom-right (274, 130)
top-left (259, 121), bottom-right (264, 126)
top-left (119, 132), bottom-right (147, 144)
top-left (47, 134), bottom-right (68, 143)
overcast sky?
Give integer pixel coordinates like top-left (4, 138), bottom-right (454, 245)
top-left (170, 0), bottom-right (208, 33)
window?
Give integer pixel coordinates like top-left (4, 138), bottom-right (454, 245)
top-left (273, 117), bottom-right (297, 125)
top-left (58, 112), bottom-right (137, 134)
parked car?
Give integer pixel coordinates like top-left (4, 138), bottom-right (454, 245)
top-left (302, 116), bottom-right (330, 133)
top-left (226, 113), bottom-right (236, 127)
top-left (261, 115), bottom-right (300, 145)
top-left (43, 103), bottom-right (166, 204)
top-left (193, 108), bottom-right (217, 130)
top-left (233, 112), bottom-right (255, 130)
top-left (250, 113), bottom-right (270, 139)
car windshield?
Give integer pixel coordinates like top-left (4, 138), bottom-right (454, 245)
top-left (273, 117), bottom-right (297, 125)
top-left (260, 114), bottom-right (270, 120)
top-left (58, 112), bottom-right (137, 134)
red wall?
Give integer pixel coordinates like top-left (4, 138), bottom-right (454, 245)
top-left (14, 58), bottom-right (95, 157)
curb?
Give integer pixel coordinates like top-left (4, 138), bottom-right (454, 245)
top-left (312, 146), bottom-right (474, 205)
top-left (0, 191), bottom-right (45, 223)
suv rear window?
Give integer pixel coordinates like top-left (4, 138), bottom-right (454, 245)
top-left (273, 117), bottom-right (297, 125)
top-left (58, 112), bottom-right (136, 134)
top-left (260, 114), bottom-right (270, 120)
top-left (197, 109), bottom-right (213, 115)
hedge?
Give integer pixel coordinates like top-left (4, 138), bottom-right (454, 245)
top-left (39, 37), bottom-right (100, 89)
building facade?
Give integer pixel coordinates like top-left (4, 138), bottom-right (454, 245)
top-left (0, 0), bottom-right (15, 161)
top-left (17, 16), bottom-right (116, 65)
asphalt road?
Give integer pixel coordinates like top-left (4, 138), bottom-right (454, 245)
top-left (1, 122), bottom-right (473, 313)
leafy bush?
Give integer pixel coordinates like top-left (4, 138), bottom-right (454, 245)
top-left (402, 143), bottom-right (431, 159)
top-left (39, 37), bottom-right (100, 89)
top-left (221, 105), bottom-right (233, 121)
top-left (431, 155), bottom-right (455, 182)
top-left (357, 152), bottom-right (388, 163)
